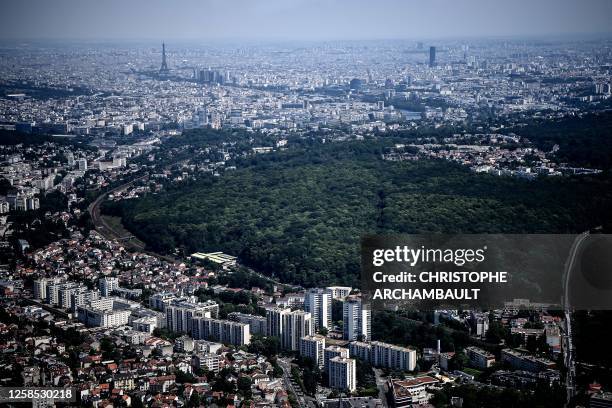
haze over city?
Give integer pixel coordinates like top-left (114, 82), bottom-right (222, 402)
top-left (1, 0), bottom-right (612, 41)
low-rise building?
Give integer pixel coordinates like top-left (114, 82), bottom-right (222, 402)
top-left (389, 376), bottom-right (439, 408)
top-left (191, 353), bottom-right (221, 373)
top-left (465, 346), bottom-right (496, 369)
top-left (501, 349), bottom-right (556, 372)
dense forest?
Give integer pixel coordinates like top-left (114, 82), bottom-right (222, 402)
top-left (0, 129), bottom-right (70, 145)
top-left (0, 129), bottom-right (96, 150)
top-left (107, 136), bottom-right (612, 287)
top-left (511, 111), bottom-right (612, 169)
top-left (429, 382), bottom-right (566, 408)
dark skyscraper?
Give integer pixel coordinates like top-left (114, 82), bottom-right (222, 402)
top-left (429, 46), bottom-right (436, 67)
top-left (159, 42), bottom-right (170, 76)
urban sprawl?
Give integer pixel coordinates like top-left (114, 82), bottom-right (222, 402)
top-left (0, 38), bottom-right (611, 408)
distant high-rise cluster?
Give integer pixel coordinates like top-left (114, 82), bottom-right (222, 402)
top-left (197, 68), bottom-right (231, 84)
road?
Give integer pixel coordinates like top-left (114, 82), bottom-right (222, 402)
top-left (243, 265), bottom-right (297, 291)
top-left (562, 231), bottom-right (589, 406)
top-left (87, 175), bottom-right (146, 242)
top-left (24, 298), bottom-right (70, 319)
top-left (278, 358), bottom-right (305, 408)
top-left (89, 173), bottom-right (299, 288)
top-left (88, 172), bottom-right (300, 290)
top-left (373, 368), bottom-right (389, 406)
top-left (87, 174), bottom-right (178, 264)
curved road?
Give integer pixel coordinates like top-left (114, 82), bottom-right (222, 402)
top-left (87, 174), bottom-right (290, 289)
top-left (87, 174), bottom-right (177, 263)
top-left (88, 175), bottom-right (146, 241)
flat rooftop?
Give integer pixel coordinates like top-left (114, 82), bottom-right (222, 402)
top-left (191, 251), bottom-right (237, 264)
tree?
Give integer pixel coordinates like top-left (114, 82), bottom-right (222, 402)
top-left (248, 335), bottom-right (280, 358)
top-left (270, 358), bottom-right (284, 378)
top-left (449, 352), bottom-right (468, 371)
top-left (505, 332), bottom-right (523, 348)
top-left (0, 178), bottom-right (13, 196)
top-left (115, 133), bottom-right (612, 288)
top-left (131, 395), bottom-right (145, 408)
top-left (100, 337), bottom-right (121, 361)
top-left (187, 392), bottom-right (201, 408)
top-left (175, 370), bottom-right (197, 384)
top-left (486, 320), bottom-right (507, 344)
top-left (430, 389), bottom-right (450, 407)
top-left (302, 367), bottom-right (320, 396)
top-left (237, 376), bottom-right (252, 396)
top-left (213, 368), bottom-right (237, 393)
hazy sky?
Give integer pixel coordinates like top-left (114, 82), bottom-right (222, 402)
top-left (1, 0), bottom-right (611, 41)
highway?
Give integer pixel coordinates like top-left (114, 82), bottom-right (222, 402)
top-left (562, 231), bottom-right (589, 406)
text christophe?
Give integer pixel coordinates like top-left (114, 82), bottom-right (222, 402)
top-left (369, 245), bottom-right (508, 301)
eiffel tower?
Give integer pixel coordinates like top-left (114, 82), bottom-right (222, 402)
top-left (159, 42), bottom-right (170, 76)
